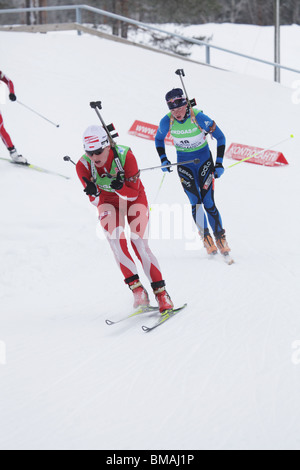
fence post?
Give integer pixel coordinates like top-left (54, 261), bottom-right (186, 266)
top-left (274, 0), bottom-right (281, 83)
top-left (76, 7), bottom-right (82, 36)
top-left (206, 45), bottom-right (211, 65)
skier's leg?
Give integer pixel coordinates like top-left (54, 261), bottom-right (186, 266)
top-left (202, 186), bottom-right (223, 235)
top-left (177, 164), bottom-right (208, 234)
top-left (198, 152), bottom-right (223, 235)
top-left (98, 203), bottom-right (150, 307)
top-left (199, 154), bottom-right (231, 254)
top-left (99, 203), bottom-right (139, 280)
top-left (128, 202), bottom-right (163, 284)
top-left (0, 112), bottom-right (14, 149)
top-left (0, 113), bottom-right (27, 163)
top-left (128, 201), bottom-right (173, 312)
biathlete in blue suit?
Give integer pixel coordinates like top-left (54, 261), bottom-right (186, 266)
top-left (155, 88), bottom-right (231, 256)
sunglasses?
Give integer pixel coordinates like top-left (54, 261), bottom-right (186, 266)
top-left (86, 147), bottom-right (105, 157)
top-left (167, 98), bottom-right (187, 110)
top-left (167, 96), bottom-right (182, 103)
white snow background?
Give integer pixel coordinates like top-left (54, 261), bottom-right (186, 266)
top-left (0, 24), bottom-right (300, 450)
top-left (132, 22), bottom-right (300, 88)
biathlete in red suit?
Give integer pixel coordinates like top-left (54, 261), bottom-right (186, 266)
top-left (0, 70), bottom-right (26, 163)
top-left (76, 125), bottom-right (174, 313)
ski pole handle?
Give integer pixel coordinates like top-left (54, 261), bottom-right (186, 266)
top-left (17, 100), bottom-right (60, 128)
top-left (89, 101), bottom-right (124, 173)
top-left (90, 101), bottom-right (114, 145)
top-left (175, 68), bottom-right (191, 105)
top-left (63, 156), bottom-right (76, 166)
top-left (90, 101), bottom-right (102, 110)
top-left (175, 69), bottom-right (185, 77)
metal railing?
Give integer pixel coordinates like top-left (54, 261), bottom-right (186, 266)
top-left (1, 4), bottom-right (300, 83)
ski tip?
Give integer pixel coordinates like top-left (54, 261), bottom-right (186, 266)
top-left (105, 319), bottom-right (115, 326)
top-left (161, 303), bottom-right (188, 314)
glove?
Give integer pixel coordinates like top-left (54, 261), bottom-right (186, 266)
top-left (82, 176), bottom-right (98, 196)
top-left (9, 93), bottom-right (17, 102)
top-left (214, 162), bottom-right (225, 179)
top-left (110, 171), bottom-right (125, 191)
top-left (215, 146), bottom-right (225, 179)
top-left (160, 156), bottom-right (172, 173)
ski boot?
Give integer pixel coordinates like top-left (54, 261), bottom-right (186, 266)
top-left (215, 229), bottom-right (231, 255)
top-left (152, 281), bottom-right (174, 314)
top-left (200, 230), bottom-right (218, 255)
top-left (126, 276), bottom-right (150, 309)
top-left (9, 147), bottom-right (27, 164)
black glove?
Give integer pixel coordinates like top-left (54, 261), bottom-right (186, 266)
top-left (110, 172), bottom-right (125, 191)
top-left (214, 162), bottom-right (225, 179)
top-left (9, 93), bottom-right (17, 102)
top-left (161, 156), bottom-right (172, 173)
top-left (82, 177), bottom-right (98, 196)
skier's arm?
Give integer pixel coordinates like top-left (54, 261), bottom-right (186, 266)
top-left (76, 157), bottom-right (100, 206)
top-left (155, 115), bottom-right (171, 159)
top-left (0, 71), bottom-right (15, 96)
top-left (114, 150), bottom-right (141, 201)
top-left (155, 115), bottom-right (172, 171)
top-left (196, 112), bottom-right (226, 165)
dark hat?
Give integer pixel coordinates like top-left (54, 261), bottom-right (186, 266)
top-left (165, 88), bottom-right (187, 110)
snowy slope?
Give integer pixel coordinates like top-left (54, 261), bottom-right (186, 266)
top-left (0, 30), bottom-right (300, 451)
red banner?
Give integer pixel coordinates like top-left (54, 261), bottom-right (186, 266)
top-left (128, 120), bottom-right (173, 146)
top-left (225, 143), bottom-right (289, 167)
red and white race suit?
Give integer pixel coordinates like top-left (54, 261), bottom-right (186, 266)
top-left (76, 147), bottom-right (163, 285)
top-left (0, 71), bottom-right (15, 149)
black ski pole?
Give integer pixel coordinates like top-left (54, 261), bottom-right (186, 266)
top-left (175, 69), bottom-right (192, 106)
top-left (89, 101), bottom-right (124, 176)
top-left (175, 69), bottom-right (202, 129)
top-left (140, 158), bottom-right (200, 173)
top-left (17, 100), bottom-right (60, 128)
top-left (90, 101), bottom-right (117, 146)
